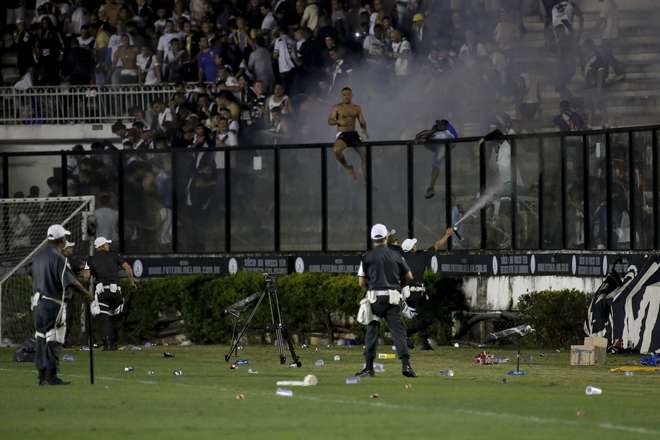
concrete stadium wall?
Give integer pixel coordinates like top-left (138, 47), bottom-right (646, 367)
top-left (462, 276), bottom-right (602, 311)
top-left (0, 124), bottom-right (114, 151)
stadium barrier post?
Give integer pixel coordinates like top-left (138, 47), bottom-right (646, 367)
top-left (444, 140), bottom-right (452, 251)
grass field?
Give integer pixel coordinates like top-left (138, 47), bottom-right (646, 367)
top-left (1, 344), bottom-right (659, 439)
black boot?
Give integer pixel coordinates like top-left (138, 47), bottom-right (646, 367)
top-left (38, 369), bottom-right (47, 386)
top-left (355, 358), bottom-right (375, 377)
top-left (46, 369), bottom-right (70, 385)
top-left (421, 339), bottom-right (433, 351)
top-left (401, 358), bottom-right (417, 378)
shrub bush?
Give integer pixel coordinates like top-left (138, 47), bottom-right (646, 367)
top-left (517, 289), bottom-right (589, 347)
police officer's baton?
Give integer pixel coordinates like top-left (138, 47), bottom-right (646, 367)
top-left (86, 282), bottom-right (95, 385)
top-left (85, 303), bottom-right (95, 385)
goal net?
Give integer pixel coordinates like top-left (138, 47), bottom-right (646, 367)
top-left (0, 197), bottom-right (95, 346)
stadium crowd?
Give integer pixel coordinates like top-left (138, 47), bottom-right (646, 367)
top-left (5, 0), bottom-right (626, 142)
top-left (2, 0), bottom-right (629, 252)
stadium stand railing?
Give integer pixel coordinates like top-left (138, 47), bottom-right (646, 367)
top-left (0, 85), bottom-right (177, 125)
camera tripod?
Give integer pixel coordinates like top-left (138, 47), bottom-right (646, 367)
top-left (224, 274), bottom-right (301, 367)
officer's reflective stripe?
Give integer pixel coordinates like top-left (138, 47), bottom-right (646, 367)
top-left (40, 295), bottom-right (63, 305)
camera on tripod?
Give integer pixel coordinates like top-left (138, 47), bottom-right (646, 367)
top-left (224, 273), bottom-right (302, 367)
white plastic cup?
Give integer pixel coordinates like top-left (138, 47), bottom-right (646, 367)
top-left (314, 359), bottom-right (325, 368)
top-left (585, 385), bottom-right (603, 396)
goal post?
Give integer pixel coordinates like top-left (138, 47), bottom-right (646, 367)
top-left (0, 196), bottom-right (95, 346)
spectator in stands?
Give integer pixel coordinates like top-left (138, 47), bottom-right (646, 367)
top-left (35, 17), bottom-right (63, 85)
top-left (137, 46), bottom-right (161, 85)
top-left (272, 27), bottom-right (297, 92)
top-left (410, 13), bottom-right (431, 59)
top-left (158, 20), bottom-right (184, 64)
top-left (99, 0), bottom-right (121, 27)
top-left (266, 83), bottom-right (291, 126)
top-left (95, 193), bottom-right (119, 242)
top-left (246, 36), bottom-right (274, 94)
top-left (363, 23), bottom-right (387, 63)
top-left (260, 2), bottom-right (277, 31)
top-left (301, 0), bottom-right (320, 32)
top-left (77, 25), bottom-right (95, 50)
top-left (111, 34), bottom-right (140, 84)
top-left (135, 0), bottom-right (154, 28)
top-left (13, 18), bottom-right (35, 77)
top-left (552, 100), bottom-right (586, 132)
top-left (582, 39), bottom-right (608, 126)
top-left (63, 37), bottom-right (94, 85)
top-left (197, 37), bottom-right (217, 83)
top-left (391, 29), bottom-right (411, 77)
top-left (215, 117), bottom-right (239, 147)
top-left (46, 176), bottom-right (63, 197)
top-left (93, 21), bottom-right (112, 86)
top-left (10, 198), bottom-right (33, 249)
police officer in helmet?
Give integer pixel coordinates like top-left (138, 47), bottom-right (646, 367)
top-left (356, 224), bottom-right (416, 378)
top-left (83, 237), bottom-right (137, 351)
top-left (32, 224), bottom-right (93, 385)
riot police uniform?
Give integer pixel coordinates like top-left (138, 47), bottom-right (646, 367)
top-left (32, 226), bottom-right (79, 385)
top-left (85, 238), bottom-right (130, 351)
top-left (356, 224), bottom-right (416, 378)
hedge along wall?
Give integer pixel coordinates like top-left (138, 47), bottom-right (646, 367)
top-left (120, 273), bottom-right (589, 347)
top-left (120, 272), bottom-right (467, 345)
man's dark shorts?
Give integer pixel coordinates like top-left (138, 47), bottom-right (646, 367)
top-left (336, 131), bottom-right (362, 148)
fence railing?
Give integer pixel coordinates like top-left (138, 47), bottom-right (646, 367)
top-left (1, 124), bottom-right (659, 254)
top-left (0, 85), bottom-right (179, 124)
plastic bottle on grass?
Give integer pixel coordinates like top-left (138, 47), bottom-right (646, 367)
top-left (276, 388), bottom-right (293, 397)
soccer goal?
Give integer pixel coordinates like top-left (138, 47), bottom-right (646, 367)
top-left (0, 196), bottom-right (95, 346)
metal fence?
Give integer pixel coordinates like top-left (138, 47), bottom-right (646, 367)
top-left (0, 85), bottom-right (178, 124)
top-left (1, 124), bottom-right (659, 254)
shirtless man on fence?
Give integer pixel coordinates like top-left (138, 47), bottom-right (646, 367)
top-left (328, 87), bottom-right (369, 181)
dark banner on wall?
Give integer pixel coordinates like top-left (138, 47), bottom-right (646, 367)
top-left (126, 253), bottom-right (651, 279)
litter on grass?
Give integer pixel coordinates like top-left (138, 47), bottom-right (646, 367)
top-left (585, 385), bottom-right (603, 396)
top-left (609, 366), bottom-right (660, 373)
top-left (276, 374), bottom-right (318, 387)
top-left (276, 388), bottom-right (294, 397)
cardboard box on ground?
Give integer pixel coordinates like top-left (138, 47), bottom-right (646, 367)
top-left (571, 337), bottom-right (608, 366)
